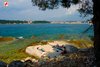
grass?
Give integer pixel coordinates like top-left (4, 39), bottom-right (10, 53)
top-left (66, 38), bottom-right (93, 49)
top-left (0, 38), bottom-right (42, 63)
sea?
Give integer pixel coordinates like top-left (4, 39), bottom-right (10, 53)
top-left (0, 24), bottom-right (93, 39)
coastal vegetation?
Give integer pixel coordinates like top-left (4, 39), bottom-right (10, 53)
top-left (32, 21), bottom-right (50, 24)
top-left (0, 20), bottom-right (27, 24)
top-left (0, 20), bottom-right (89, 24)
top-left (0, 20), bottom-right (50, 24)
top-left (0, 35), bottom-right (93, 63)
top-left (0, 37), bottom-right (15, 42)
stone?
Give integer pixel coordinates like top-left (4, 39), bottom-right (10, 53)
top-left (65, 45), bottom-right (79, 53)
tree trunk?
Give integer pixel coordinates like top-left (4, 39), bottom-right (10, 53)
top-left (92, 0), bottom-right (100, 66)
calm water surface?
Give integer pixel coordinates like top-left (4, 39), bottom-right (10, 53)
top-left (0, 24), bottom-right (93, 39)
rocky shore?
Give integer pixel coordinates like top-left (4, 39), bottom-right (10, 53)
top-left (0, 47), bottom-right (95, 67)
top-left (0, 39), bottom-right (94, 67)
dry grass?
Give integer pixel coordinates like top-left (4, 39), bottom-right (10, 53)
top-left (0, 37), bottom-right (15, 42)
top-left (66, 39), bottom-right (93, 48)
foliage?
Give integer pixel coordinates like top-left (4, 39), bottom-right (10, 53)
top-left (32, 21), bottom-right (50, 23)
top-left (0, 20), bottom-right (27, 24)
top-left (0, 38), bottom-right (38, 63)
top-left (0, 20), bottom-right (50, 24)
top-left (31, 0), bottom-right (93, 17)
top-left (32, 0), bottom-right (80, 10)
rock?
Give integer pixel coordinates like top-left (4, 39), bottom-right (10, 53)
top-left (24, 60), bottom-right (39, 67)
top-left (8, 60), bottom-right (25, 67)
top-left (0, 61), bottom-right (7, 67)
top-left (22, 57), bottom-right (38, 62)
top-left (79, 47), bottom-right (94, 52)
top-left (24, 57), bottom-right (33, 61)
top-left (25, 43), bottom-right (79, 59)
top-left (25, 45), bottom-right (51, 58)
top-left (24, 60), bottom-right (34, 67)
top-left (65, 45), bottom-right (78, 53)
top-left (25, 46), bottom-right (36, 56)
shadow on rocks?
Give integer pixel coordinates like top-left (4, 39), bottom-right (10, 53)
top-left (0, 61), bottom-right (7, 67)
top-left (24, 60), bottom-right (39, 67)
top-left (8, 60), bottom-right (25, 67)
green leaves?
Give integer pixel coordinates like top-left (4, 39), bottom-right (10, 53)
top-left (31, 0), bottom-right (93, 16)
top-left (31, 0), bottom-right (81, 9)
top-left (61, 0), bottom-right (71, 8)
top-left (72, 0), bottom-right (80, 4)
top-left (31, 0), bottom-right (59, 10)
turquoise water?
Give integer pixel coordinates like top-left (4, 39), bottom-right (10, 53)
top-left (0, 24), bottom-right (93, 39)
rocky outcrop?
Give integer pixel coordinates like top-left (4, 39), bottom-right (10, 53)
top-left (65, 45), bottom-right (79, 53)
top-left (25, 44), bottom-right (79, 59)
top-left (0, 48), bottom-right (95, 67)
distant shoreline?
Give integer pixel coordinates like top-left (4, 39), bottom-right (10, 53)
top-left (0, 23), bottom-right (91, 25)
top-left (0, 20), bottom-right (91, 24)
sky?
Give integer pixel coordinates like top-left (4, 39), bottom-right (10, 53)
top-left (0, 0), bottom-right (92, 21)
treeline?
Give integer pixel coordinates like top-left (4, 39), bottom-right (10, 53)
top-left (32, 21), bottom-right (50, 23)
top-left (0, 20), bottom-right (50, 24)
top-left (0, 20), bottom-right (27, 24)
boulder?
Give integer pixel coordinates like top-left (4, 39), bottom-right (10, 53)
top-left (25, 44), bottom-right (79, 59)
top-left (65, 45), bottom-right (79, 53)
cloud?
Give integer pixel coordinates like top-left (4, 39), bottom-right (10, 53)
top-left (0, 0), bottom-right (92, 21)
top-left (66, 4), bottom-right (79, 15)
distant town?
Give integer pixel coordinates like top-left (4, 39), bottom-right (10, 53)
top-left (0, 20), bottom-right (91, 24)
